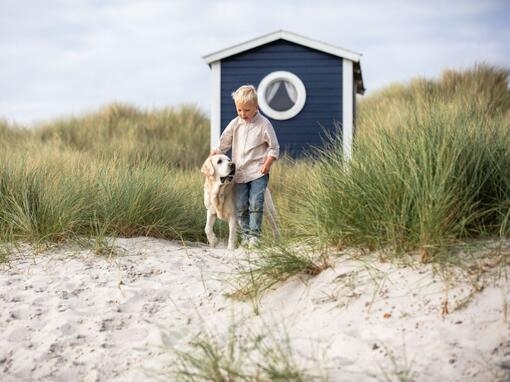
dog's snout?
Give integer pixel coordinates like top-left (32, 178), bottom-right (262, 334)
top-left (230, 162), bottom-right (235, 170)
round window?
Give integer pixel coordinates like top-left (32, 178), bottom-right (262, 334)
top-left (258, 71), bottom-right (306, 120)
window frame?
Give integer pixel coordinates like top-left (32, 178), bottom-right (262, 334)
top-left (257, 71), bottom-right (307, 120)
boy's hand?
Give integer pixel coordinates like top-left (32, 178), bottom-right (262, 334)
top-left (260, 156), bottom-right (276, 175)
top-left (260, 164), bottom-right (270, 175)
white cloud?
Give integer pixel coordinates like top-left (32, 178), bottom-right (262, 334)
top-left (0, 0), bottom-right (509, 125)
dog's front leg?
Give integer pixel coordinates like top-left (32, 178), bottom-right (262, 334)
top-left (227, 215), bottom-right (237, 250)
top-left (205, 210), bottom-right (218, 247)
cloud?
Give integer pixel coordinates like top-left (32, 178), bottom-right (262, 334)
top-left (0, 0), bottom-right (509, 125)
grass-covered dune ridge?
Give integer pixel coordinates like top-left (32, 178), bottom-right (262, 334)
top-left (1, 64), bottom-right (509, 261)
top-left (0, 151), bottom-right (205, 245)
top-left (0, 104), bottom-right (209, 245)
top-left (290, 64), bottom-right (510, 258)
top-left (1, 103), bottom-right (209, 170)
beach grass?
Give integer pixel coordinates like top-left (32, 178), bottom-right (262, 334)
top-left (0, 64), bottom-right (509, 266)
top-left (286, 64), bottom-right (510, 261)
top-left (162, 319), bottom-right (327, 381)
top-left (0, 154), bottom-right (206, 244)
top-left (0, 105), bottom-right (208, 245)
top-left (32, 103), bottom-right (210, 170)
top-left (229, 243), bottom-right (331, 300)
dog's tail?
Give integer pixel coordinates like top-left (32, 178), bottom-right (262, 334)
top-left (264, 188), bottom-right (281, 239)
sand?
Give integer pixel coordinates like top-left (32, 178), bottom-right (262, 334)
top-left (1, 237), bottom-right (509, 381)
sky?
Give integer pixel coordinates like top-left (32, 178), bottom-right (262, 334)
top-left (1, 0), bottom-right (509, 126)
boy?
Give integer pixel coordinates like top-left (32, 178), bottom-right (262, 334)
top-left (211, 85), bottom-right (280, 248)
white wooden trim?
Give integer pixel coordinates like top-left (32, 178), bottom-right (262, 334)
top-left (203, 30), bottom-right (361, 65)
top-left (257, 71), bottom-right (306, 120)
top-left (210, 61), bottom-right (221, 150)
top-left (342, 59), bottom-right (353, 162)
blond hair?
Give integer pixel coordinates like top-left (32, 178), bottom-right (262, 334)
top-left (232, 84), bottom-right (258, 106)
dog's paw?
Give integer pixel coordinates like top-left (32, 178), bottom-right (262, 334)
top-left (208, 236), bottom-right (218, 247)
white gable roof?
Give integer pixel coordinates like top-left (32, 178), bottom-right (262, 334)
top-left (203, 30), bottom-right (365, 94)
top-left (203, 30), bottom-right (362, 64)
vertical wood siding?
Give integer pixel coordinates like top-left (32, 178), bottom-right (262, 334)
top-left (220, 40), bottom-right (343, 158)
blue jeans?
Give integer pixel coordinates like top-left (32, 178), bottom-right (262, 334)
top-left (235, 174), bottom-right (269, 241)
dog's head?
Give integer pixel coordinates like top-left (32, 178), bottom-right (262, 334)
top-left (201, 154), bottom-right (236, 184)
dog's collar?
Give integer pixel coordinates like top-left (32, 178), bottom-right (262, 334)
top-left (220, 166), bottom-right (236, 184)
top-left (220, 174), bottom-right (234, 184)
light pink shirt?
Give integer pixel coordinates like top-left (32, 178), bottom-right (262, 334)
top-left (216, 112), bottom-right (280, 183)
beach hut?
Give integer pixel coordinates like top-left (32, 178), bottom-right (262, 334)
top-left (203, 30), bottom-right (365, 159)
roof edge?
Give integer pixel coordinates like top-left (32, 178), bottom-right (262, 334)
top-left (203, 30), bottom-right (362, 64)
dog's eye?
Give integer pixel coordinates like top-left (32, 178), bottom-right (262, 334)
top-left (217, 159), bottom-right (222, 164)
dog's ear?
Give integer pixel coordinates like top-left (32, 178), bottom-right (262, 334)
top-left (201, 158), bottom-right (215, 177)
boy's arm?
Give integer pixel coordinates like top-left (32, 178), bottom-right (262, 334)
top-left (260, 155), bottom-right (276, 175)
top-left (210, 120), bottom-right (235, 156)
top-left (260, 123), bottom-right (280, 174)
top-left (264, 122), bottom-right (280, 160)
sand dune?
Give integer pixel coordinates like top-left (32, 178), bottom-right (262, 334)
top-left (1, 237), bottom-right (509, 381)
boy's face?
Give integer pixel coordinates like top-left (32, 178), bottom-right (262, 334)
top-left (235, 101), bottom-right (258, 123)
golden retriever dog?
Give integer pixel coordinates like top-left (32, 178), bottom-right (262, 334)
top-left (201, 154), bottom-right (237, 249)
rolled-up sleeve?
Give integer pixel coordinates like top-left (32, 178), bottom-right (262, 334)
top-left (264, 122), bottom-right (280, 160)
top-left (215, 120), bottom-right (234, 154)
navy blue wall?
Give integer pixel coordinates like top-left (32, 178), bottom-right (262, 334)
top-left (220, 40), bottom-right (343, 158)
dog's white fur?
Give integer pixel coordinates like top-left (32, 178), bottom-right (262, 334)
top-left (201, 154), bottom-right (237, 250)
